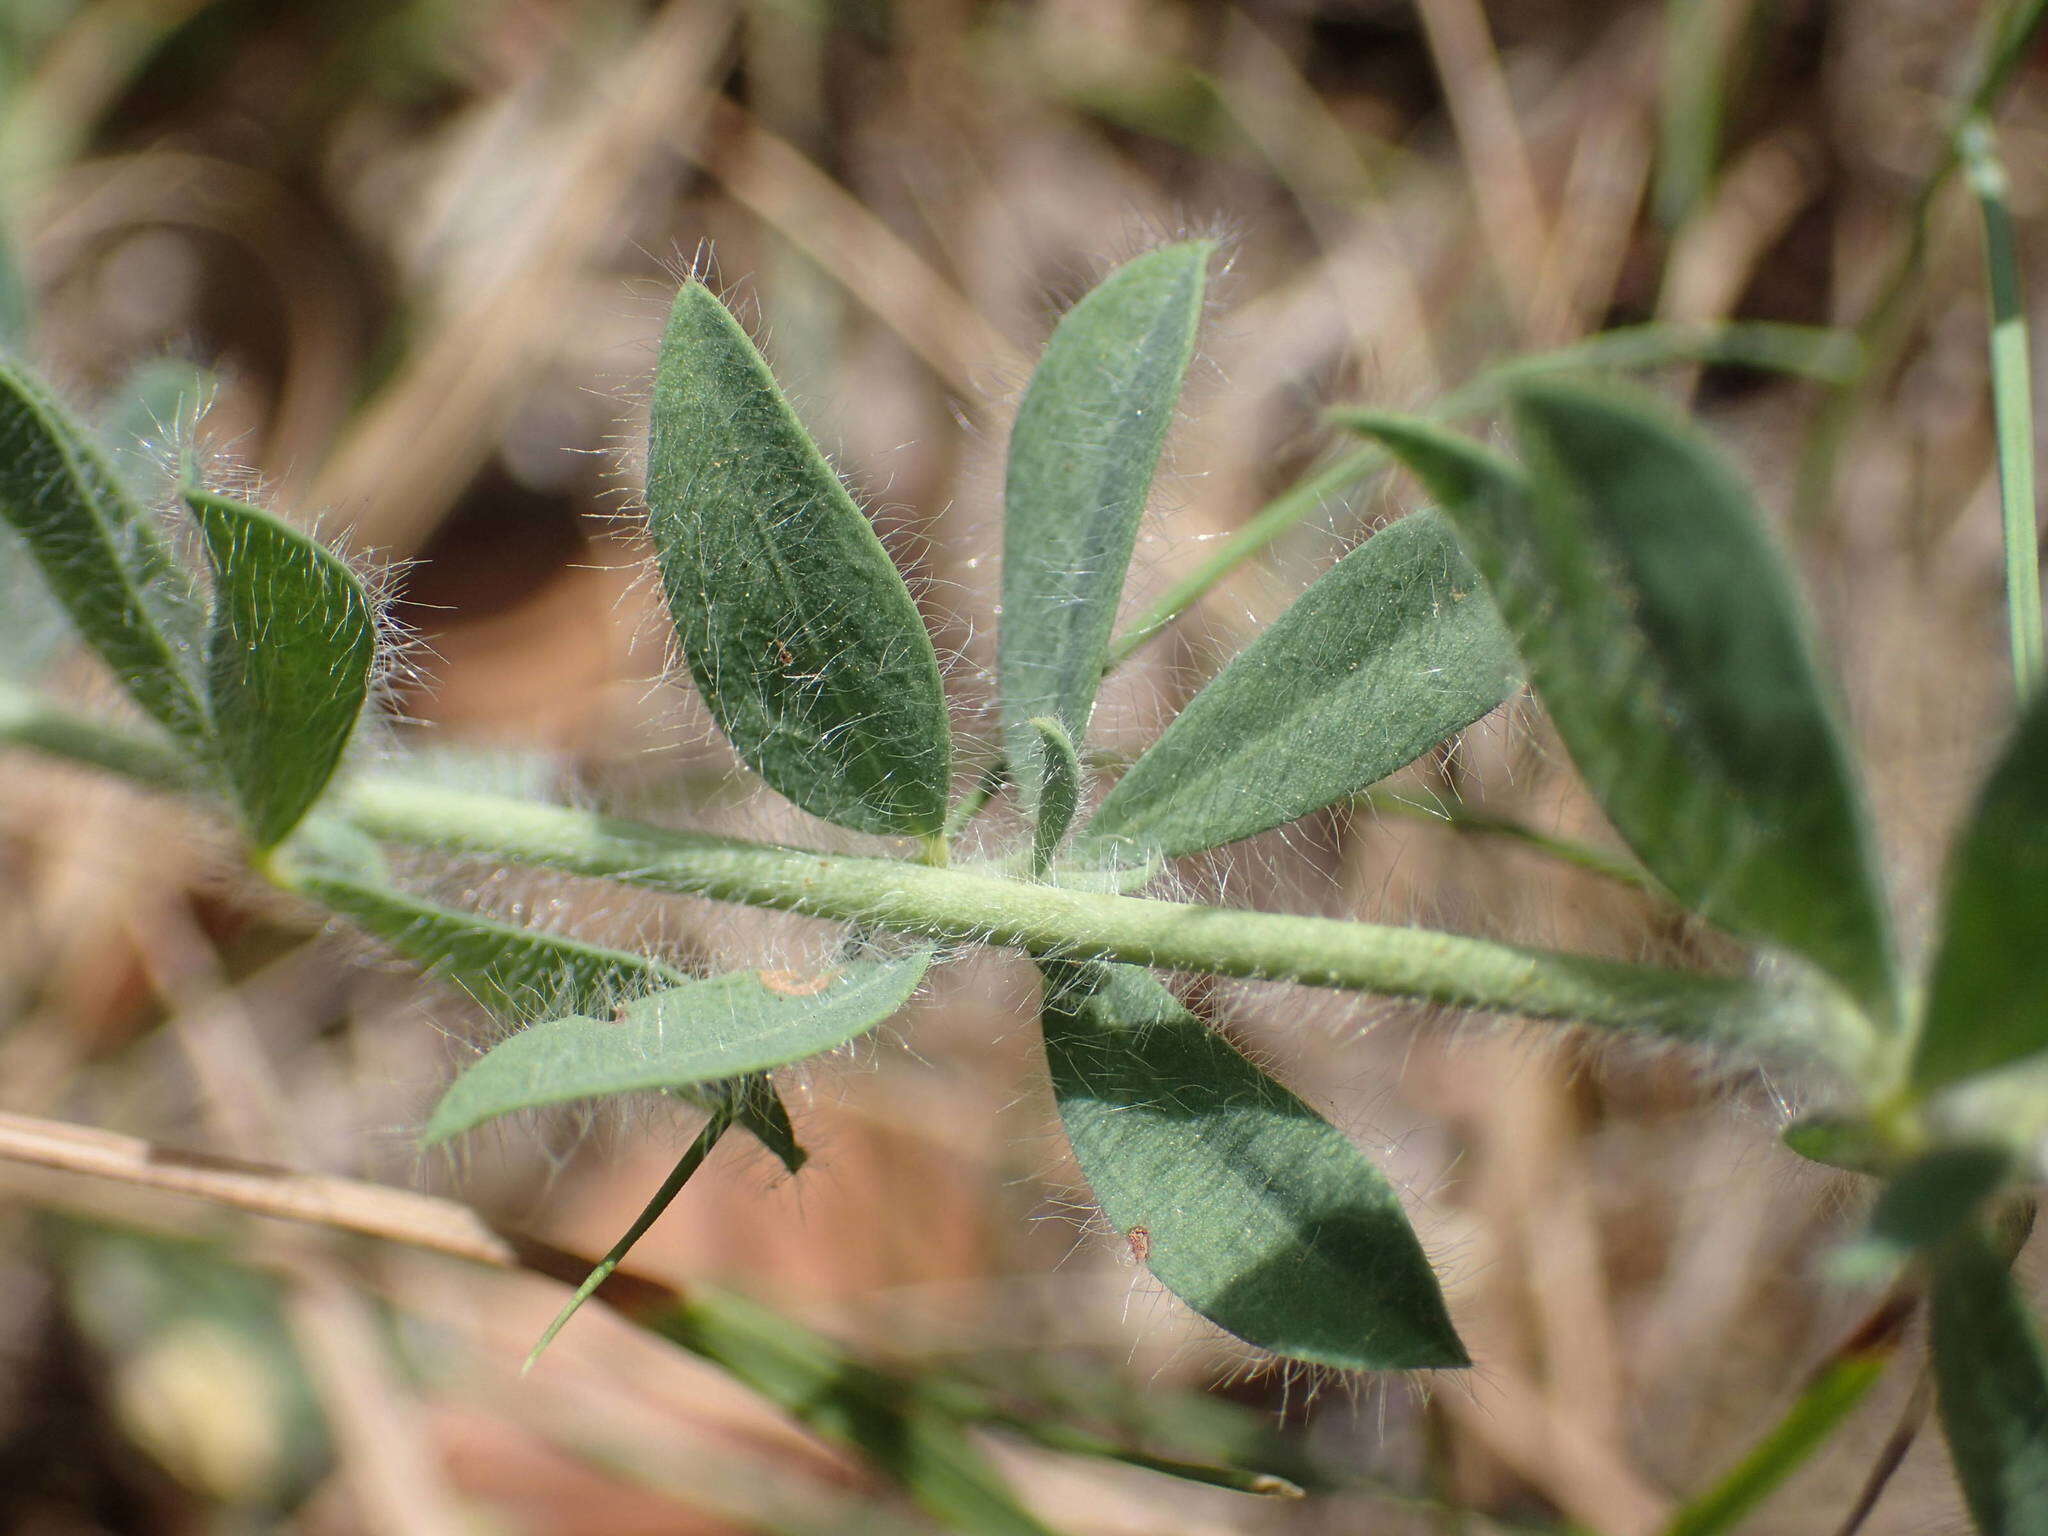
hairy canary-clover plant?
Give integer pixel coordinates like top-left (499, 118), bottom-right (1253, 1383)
top-left (5, 239), bottom-right (2047, 1535)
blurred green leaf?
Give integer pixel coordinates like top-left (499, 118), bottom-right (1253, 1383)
top-left (296, 869), bottom-right (806, 1170)
top-left (0, 355), bottom-right (206, 745)
top-left (1027, 715), bottom-right (1080, 876)
top-left (184, 488), bottom-right (374, 847)
top-left (646, 282), bottom-right (951, 837)
top-left (1355, 386), bottom-right (1898, 1033)
top-left (1839, 1147), bottom-right (2015, 1284)
top-left (0, 230), bottom-right (26, 348)
top-left (1661, 1344), bottom-right (1890, 1536)
top-left (1780, 1114), bottom-right (1890, 1176)
top-left (1931, 1227), bottom-right (2048, 1535)
top-left (1914, 686), bottom-right (2048, 1091)
top-left (426, 949), bottom-right (932, 1143)
top-left (1086, 510), bottom-right (1518, 858)
top-left (102, 357), bottom-right (215, 501)
top-left (1039, 961), bottom-right (1466, 1370)
top-left (655, 1289), bottom-right (1059, 1536)
top-left (1001, 241), bottom-right (1211, 768)
top-left (58, 1222), bottom-right (329, 1510)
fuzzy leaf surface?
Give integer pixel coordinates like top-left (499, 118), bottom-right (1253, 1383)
top-left (1914, 686), bottom-right (2048, 1090)
top-left (1039, 961), bottom-right (1465, 1370)
top-left (426, 950), bottom-right (932, 1143)
top-left (1932, 1228), bottom-right (2048, 1535)
top-left (300, 871), bottom-right (691, 1019)
top-left (1085, 510), bottom-right (1518, 857)
top-left (0, 355), bottom-right (205, 745)
top-left (1000, 241), bottom-right (1210, 765)
top-left (299, 871), bottom-right (805, 1169)
top-left (185, 489), bottom-right (375, 846)
top-left (1356, 390), bottom-right (1898, 1030)
top-left (1028, 715), bottom-right (1081, 876)
top-left (646, 283), bottom-right (950, 836)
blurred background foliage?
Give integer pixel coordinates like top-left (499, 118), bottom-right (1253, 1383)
top-left (0, 0), bottom-right (2041, 1531)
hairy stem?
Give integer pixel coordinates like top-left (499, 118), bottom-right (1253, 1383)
top-left (0, 692), bottom-right (1872, 1077)
top-left (338, 778), bottom-right (1867, 1073)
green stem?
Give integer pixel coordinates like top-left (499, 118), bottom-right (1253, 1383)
top-left (1110, 321), bottom-right (1856, 667)
top-left (337, 777), bottom-right (1867, 1072)
top-left (523, 1099), bottom-right (734, 1372)
top-left (0, 681), bottom-right (203, 793)
top-left (0, 691), bottom-right (1870, 1074)
top-left (1959, 114), bottom-right (2045, 701)
top-left (1357, 788), bottom-right (1661, 898)
top-left (1661, 1346), bottom-right (1892, 1536)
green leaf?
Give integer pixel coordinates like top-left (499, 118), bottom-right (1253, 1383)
top-left (1836, 1146), bottom-right (2014, 1284)
top-left (0, 354), bottom-right (206, 745)
top-left (1027, 715), bottom-right (1081, 877)
top-left (645, 283), bottom-right (950, 837)
top-left (426, 949), bottom-right (933, 1143)
top-left (1354, 387), bottom-right (1899, 1032)
top-left (1039, 961), bottom-right (1466, 1370)
top-left (103, 359), bottom-right (215, 501)
top-left (1085, 511), bottom-right (1519, 858)
top-left (294, 869), bottom-right (687, 1019)
top-left (655, 1289), bottom-right (1058, 1536)
top-left (184, 488), bottom-right (375, 847)
top-left (1000, 242), bottom-right (1211, 767)
top-left (1914, 686), bottom-right (2048, 1091)
top-left (1780, 1115), bottom-right (1891, 1177)
top-left (290, 869), bottom-right (805, 1170)
top-left (1931, 1227), bottom-right (2048, 1535)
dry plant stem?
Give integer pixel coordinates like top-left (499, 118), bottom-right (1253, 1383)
top-left (1413, 0), bottom-right (1560, 345)
top-left (337, 777), bottom-right (1858, 1069)
top-left (0, 1109), bottom-right (1306, 1503)
top-left (0, 1108), bottom-right (529, 1271)
top-left (1832, 1371), bottom-right (1934, 1536)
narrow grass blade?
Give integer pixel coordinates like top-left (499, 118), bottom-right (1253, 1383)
top-left (183, 488), bottom-right (375, 846)
top-left (1000, 241), bottom-right (1211, 764)
top-left (0, 356), bottom-right (206, 746)
top-left (1912, 685), bottom-right (2048, 1091)
top-left (1356, 390), bottom-right (1900, 1033)
top-left (295, 870), bottom-right (807, 1170)
top-left (525, 1102), bottom-right (733, 1370)
top-left (1027, 716), bottom-right (1081, 876)
top-left (646, 282), bottom-right (951, 837)
top-left (1662, 1342), bottom-right (1891, 1536)
top-left (1086, 510), bottom-right (1518, 858)
top-left (1931, 1227), bottom-right (2048, 1535)
top-left (1959, 115), bottom-right (2044, 700)
top-left (654, 1289), bottom-right (1059, 1536)
top-left (1654, 0), bottom-right (1738, 230)
top-left (1039, 961), bottom-right (1466, 1370)
top-left (425, 950), bottom-right (932, 1143)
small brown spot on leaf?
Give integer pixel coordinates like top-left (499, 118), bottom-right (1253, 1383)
top-left (759, 968), bottom-right (839, 997)
top-left (1126, 1226), bottom-right (1150, 1264)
